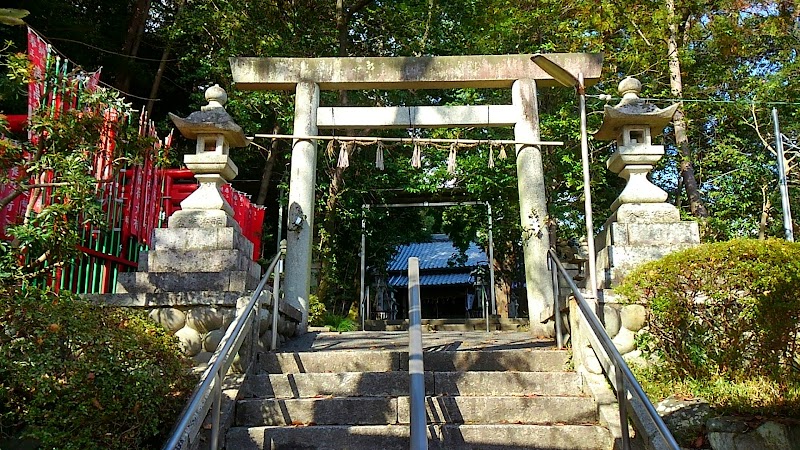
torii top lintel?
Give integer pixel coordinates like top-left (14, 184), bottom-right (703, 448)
top-left (229, 53), bottom-right (603, 91)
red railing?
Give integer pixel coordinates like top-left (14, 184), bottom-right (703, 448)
top-left (162, 169), bottom-right (265, 261)
top-left (55, 113), bottom-right (170, 294)
top-left (3, 28), bottom-right (266, 293)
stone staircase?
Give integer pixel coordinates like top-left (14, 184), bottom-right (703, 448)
top-left (364, 318), bottom-right (530, 332)
top-left (224, 331), bottom-right (613, 450)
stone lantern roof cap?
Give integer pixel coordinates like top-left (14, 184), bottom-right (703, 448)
top-left (168, 84), bottom-right (249, 148)
top-left (594, 77), bottom-right (679, 141)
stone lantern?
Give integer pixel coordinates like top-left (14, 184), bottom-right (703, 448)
top-left (168, 84), bottom-right (248, 228)
top-left (595, 77), bottom-right (679, 220)
top-left (594, 77), bottom-right (699, 289)
top-left (109, 84), bottom-right (302, 364)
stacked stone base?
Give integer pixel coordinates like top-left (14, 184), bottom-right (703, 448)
top-left (122, 226), bottom-right (261, 289)
top-left (595, 212), bottom-right (700, 289)
top-left (569, 292), bottom-right (648, 374)
top-left (93, 225), bottom-right (301, 369)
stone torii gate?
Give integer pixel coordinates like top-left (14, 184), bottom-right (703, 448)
top-left (230, 54), bottom-right (603, 334)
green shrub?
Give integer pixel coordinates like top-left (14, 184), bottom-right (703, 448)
top-left (617, 239), bottom-right (800, 382)
top-left (322, 314), bottom-right (358, 332)
top-left (632, 364), bottom-right (800, 417)
top-left (0, 286), bottom-right (197, 450)
top-left (308, 294), bottom-right (327, 326)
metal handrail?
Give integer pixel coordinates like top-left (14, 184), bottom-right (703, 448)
top-left (407, 257), bottom-right (428, 450)
top-left (547, 248), bottom-right (679, 450)
top-left (163, 243), bottom-right (286, 450)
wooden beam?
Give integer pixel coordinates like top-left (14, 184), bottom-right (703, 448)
top-left (230, 53), bottom-right (603, 91)
top-left (316, 105), bottom-right (518, 129)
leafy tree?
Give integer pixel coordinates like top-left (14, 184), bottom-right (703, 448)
top-left (0, 56), bottom-right (151, 283)
top-left (0, 8), bottom-right (28, 26)
top-left (0, 41), bottom-right (195, 450)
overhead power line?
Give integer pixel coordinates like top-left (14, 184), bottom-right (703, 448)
top-left (47, 37), bottom-right (177, 62)
top-left (28, 26), bottom-right (162, 102)
top-left (589, 94), bottom-right (800, 107)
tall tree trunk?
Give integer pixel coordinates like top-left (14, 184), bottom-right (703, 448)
top-left (760, 185), bottom-right (771, 240)
top-left (316, 142), bottom-right (353, 306)
top-left (146, 46), bottom-right (169, 115)
top-left (315, 0), bottom-right (350, 306)
top-left (317, 0), bottom-right (372, 307)
top-left (116, 0), bottom-right (152, 92)
top-left (146, 1), bottom-right (184, 115)
top-left (256, 123), bottom-right (282, 205)
top-left (667, 0), bottom-right (709, 218)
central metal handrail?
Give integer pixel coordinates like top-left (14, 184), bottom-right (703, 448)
top-left (407, 257), bottom-right (428, 450)
top-left (162, 242), bottom-right (286, 450)
top-left (547, 248), bottom-right (679, 450)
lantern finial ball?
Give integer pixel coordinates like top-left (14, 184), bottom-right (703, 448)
top-left (618, 77), bottom-right (641, 100)
top-left (205, 84), bottom-right (228, 108)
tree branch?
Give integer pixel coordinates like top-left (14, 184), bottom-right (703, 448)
top-left (749, 103), bottom-right (776, 157)
top-left (347, 0), bottom-right (373, 17)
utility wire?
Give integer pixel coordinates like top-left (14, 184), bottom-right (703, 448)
top-left (47, 37), bottom-right (177, 62)
top-left (588, 94), bottom-right (800, 107)
top-left (28, 26), bottom-right (162, 102)
top-left (27, 28), bottom-right (800, 109)
top-left (96, 79), bottom-right (161, 102)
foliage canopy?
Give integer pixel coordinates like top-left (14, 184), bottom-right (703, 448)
top-left (1, 0), bottom-right (799, 312)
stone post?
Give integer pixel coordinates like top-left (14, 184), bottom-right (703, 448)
top-left (513, 79), bottom-right (554, 336)
top-left (284, 81), bottom-right (320, 333)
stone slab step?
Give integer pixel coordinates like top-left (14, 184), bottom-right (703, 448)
top-left (256, 349), bottom-right (569, 374)
top-left (434, 371), bottom-right (583, 396)
top-left (242, 371), bottom-right (583, 399)
top-left (116, 270), bottom-right (258, 293)
top-left (421, 349), bottom-right (569, 372)
top-left (226, 424), bottom-right (613, 450)
top-left (397, 395), bottom-right (598, 425)
top-left (364, 318), bottom-right (530, 332)
top-left (236, 397), bottom-right (397, 426)
top-left (236, 396), bottom-right (598, 427)
top-left (257, 350), bottom-right (400, 374)
top-left (242, 372), bottom-right (432, 398)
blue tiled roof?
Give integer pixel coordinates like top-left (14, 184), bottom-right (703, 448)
top-left (388, 273), bottom-right (475, 287)
top-left (387, 235), bottom-right (489, 272)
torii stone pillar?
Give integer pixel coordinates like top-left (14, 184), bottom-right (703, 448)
top-left (230, 54), bottom-right (603, 334)
top-left (513, 79), bottom-right (552, 335)
top-left (285, 82), bottom-right (319, 333)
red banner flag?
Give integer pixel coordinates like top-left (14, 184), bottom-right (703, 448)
top-left (27, 28), bottom-right (47, 140)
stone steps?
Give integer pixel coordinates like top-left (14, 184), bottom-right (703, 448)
top-left (227, 424), bottom-right (612, 450)
top-left (225, 332), bottom-right (613, 450)
top-left (255, 348), bottom-right (569, 373)
top-left (242, 371), bottom-right (583, 398)
top-left (364, 318), bottom-right (530, 332)
top-left (235, 395), bottom-right (599, 427)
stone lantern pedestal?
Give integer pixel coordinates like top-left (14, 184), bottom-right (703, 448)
top-left (120, 84), bottom-right (261, 296)
top-left (594, 78), bottom-right (700, 289)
